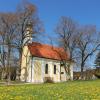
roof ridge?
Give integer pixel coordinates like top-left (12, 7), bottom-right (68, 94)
top-left (28, 42), bottom-right (64, 50)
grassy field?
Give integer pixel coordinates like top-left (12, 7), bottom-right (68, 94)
top-left (0, 80), bottom-right (100, 100)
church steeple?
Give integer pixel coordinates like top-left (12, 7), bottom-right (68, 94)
top-left (23, 22), bottom-right (33, 46)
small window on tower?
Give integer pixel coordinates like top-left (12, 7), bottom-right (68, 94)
top-left (45, 64), bottom-right (48, 74)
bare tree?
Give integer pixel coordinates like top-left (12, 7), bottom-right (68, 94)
top-left (75, 25), bottom-right (100, 79)
top-left (0, 13), bottom-right (17, 83)
top-left (0, 1), bottom-right (44, 82)
top-left (0, 31), bottom-right (6, 80)
top-left (55, 16), bottom-right (77, 79)
top-left (14, 1), bottom-right (44, 79)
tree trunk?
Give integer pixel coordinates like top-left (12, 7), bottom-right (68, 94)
top-left (63, 61), bottom-right (71, 80)
top-left (1, 68), bottom-right (5, 80)
top-left (81, 63), bottom-right (84, 80)
top-left (7, 45), bottom-right (11, 85)
top-left (16, 48), bottom-right (22, 80)
top-left (1, 43), bottom-right (6, 80)
top-left (7, 72), bottom-right (11, 85)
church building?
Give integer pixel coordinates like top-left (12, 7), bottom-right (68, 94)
top-left (20, 23), bottom-right (73, 83)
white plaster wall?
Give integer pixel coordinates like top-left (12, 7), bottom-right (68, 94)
top-left (61, 66), bottom-right (67, 81)
top-left (21, 51), bottom-right (74, 83)
top-left (20, 46), bottom-right (31, 82)
top-left (33, 57), bottom-right (61, 83)
top-left (70, 64), bottom-right (73, 80)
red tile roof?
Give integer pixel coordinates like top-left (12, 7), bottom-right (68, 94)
top-left (28, 42), bottom-right (70, 61)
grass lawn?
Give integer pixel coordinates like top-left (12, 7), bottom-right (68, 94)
top-left (0, 80), bottom-right (100, 100)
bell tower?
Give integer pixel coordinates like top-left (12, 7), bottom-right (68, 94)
top-left (23, 22), bottom-right (33, 46)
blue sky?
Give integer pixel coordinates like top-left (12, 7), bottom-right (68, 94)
top-left (33, 0), bottom-right (100, 33)
top-left (0, 0), bottom-right (100, 34)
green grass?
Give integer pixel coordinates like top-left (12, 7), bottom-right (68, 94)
top-left (0, 80), bottom-right (100, 100)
